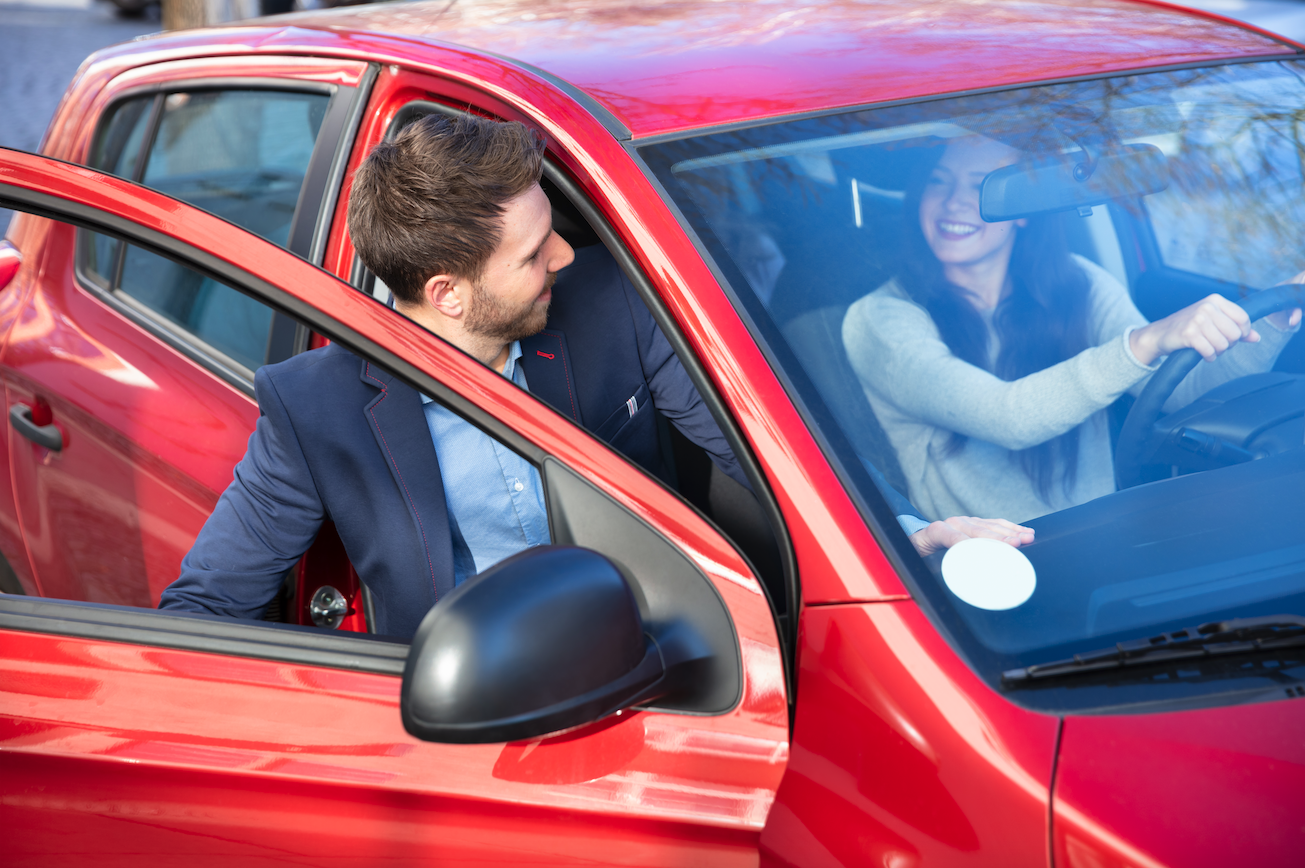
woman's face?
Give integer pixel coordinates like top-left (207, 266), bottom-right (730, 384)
top-left (919, 136), bottom-right (1026, 274)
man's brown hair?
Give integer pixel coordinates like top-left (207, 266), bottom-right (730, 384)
top-left (347, 114), bottom-right (546, 305)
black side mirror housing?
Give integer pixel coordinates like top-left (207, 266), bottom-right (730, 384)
top-left (400, 546), bottom-right (704, 744)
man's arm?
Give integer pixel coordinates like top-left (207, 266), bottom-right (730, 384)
top-left (159, 368), bottom-right (326, 619)
top-left (616, 272), bottom-right (751, 488)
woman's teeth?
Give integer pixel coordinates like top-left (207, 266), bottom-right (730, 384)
top-left (939, 221), bottom-right (978, 236)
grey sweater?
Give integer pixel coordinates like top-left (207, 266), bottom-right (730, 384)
top-left (842, 257), bottom-right (1295, 523)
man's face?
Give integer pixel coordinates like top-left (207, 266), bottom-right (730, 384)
top-left (464, 184), bottom-right (575, 343)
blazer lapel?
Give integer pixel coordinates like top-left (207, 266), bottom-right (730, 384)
top-left (358, 360), bottom-right (456, 603)
top-left (519, 329), bottom-right (582, 425)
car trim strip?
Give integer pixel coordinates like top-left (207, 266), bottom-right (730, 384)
top-left (309, 63), bottom-right (380, 267)
top-left (0, 594), bottom-right (408, 675)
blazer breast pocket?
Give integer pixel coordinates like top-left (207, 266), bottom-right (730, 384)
top-left (592, 383), bottom-right (651, 445)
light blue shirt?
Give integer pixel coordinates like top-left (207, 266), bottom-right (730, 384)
top-left (420, 341), bottom-right (550, 585)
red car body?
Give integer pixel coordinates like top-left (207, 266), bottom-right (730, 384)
top-left (1, 1), bottom-right (1303, 865)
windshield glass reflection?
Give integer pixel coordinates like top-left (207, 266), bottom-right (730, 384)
top-left (642, 60), bottom-right (1305, 694)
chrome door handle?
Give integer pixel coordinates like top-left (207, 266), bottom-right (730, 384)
top-left (9, 404), bottom-right (62, 451)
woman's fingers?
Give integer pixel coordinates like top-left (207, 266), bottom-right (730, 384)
top-left (1135, 294), bottom-right (1258, 364)
top-left (908, 516), bottom-right (1035, 557)
top-left (943, 516), bottom-right (1035, 545)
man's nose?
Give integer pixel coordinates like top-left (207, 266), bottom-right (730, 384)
top-left (550, 232), bottom-right (576, 271)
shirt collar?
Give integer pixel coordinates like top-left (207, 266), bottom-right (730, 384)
top-left (420, 340), bottom-right (523, 405)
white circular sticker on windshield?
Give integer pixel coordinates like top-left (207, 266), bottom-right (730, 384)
top-left (941, 538), bottom-right (1036, 611)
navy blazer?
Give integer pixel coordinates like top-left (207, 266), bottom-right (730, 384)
top-left (159, 246), bottom-right (743, 638)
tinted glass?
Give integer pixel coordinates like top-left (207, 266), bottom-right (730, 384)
top-left (142, 90), bottom-right (326, 246)
top-left (642, 60), bottom-right (1305, 707)
top-left (83, 89), bottom-right (329, 373)
top-left (117, 244), bottom-right (271, 372)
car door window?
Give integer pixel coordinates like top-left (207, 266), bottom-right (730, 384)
top-left (79, 89), bottom-right (330, 377)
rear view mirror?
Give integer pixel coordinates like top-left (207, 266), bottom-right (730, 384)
top-left (401, 545), bottom-right (710, 744)
top-left (980, 144), bottom-right (1168, 222)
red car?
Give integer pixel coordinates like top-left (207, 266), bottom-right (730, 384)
top-left (3, 0), bottom-right (1305, 864)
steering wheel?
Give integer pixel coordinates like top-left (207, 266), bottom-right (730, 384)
top-left (1114, 283), bottom-right (1305, 490)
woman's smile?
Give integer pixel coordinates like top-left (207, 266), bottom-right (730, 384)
top-left (936, 219), bottom-right (980, 240)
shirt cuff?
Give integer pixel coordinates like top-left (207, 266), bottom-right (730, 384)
top-left (1121, 326), bottom-right (1160, 371)
top-left (897, 514), bottom-right (931, 536)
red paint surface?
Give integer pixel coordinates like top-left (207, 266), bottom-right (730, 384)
top-left (1, 216), bottom-right (255, 607)
top-left (0, 242), bottom-right (20, 293)
top-left (1054, 698), bottom-right (1305, 868)
top-left (0, 630), bottom-right (779, 866)
top-left (74, 0), bottom-right (1292, 141)
top-left (760, 602), bottom-right (1059, 867)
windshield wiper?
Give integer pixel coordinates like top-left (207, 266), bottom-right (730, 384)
top-left (1002, 615), bottom-right (1305, 684)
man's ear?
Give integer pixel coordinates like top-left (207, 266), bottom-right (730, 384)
top-left (423, 273), bottom-right (467, 319)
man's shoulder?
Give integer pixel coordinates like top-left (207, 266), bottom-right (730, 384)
top-left (259, 342), bottom-right (356, 383)
top-left (255, 343), bottom-right (371, 410)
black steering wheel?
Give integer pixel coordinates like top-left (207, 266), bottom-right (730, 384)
top-left (1114, 283), bottom-right (1305, 490)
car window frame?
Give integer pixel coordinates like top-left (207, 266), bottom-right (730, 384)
top-left (72, 74), bottom-right (374, 395)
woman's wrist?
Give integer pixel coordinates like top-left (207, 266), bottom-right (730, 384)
top-left (1128, 324), bottom-right (1159, 367)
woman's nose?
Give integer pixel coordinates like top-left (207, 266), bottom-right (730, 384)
top-left (945, 185), bottom-right (978, 213)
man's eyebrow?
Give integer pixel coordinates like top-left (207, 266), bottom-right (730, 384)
top-left (523, 217), bottom-right (553, 263)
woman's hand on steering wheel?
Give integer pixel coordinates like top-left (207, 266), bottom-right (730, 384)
top-left (1129, 293), bottom-right (1263, 366)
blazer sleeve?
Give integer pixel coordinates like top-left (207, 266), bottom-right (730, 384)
top-left (158, 365), bottom-right (327, 619)
top-left (617, 272), bottom-right (751, 489)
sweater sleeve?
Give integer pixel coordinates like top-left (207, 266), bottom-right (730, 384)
top-left (842, 281), bottom-right (1155, 452)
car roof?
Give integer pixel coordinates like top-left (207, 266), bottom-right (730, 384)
top-left (106, 0), bottom-right (1296, 139)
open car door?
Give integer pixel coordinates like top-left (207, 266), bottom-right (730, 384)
top-left (0, 149), bottom-right (788, 867)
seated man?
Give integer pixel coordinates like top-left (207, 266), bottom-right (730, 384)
top-left (159, 114), bottom-right (1030, 638)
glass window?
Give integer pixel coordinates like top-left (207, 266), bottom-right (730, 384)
top-left (80, 89), bottom-right (330, 374)
top-left (641, 61), bottom-right (1305, 707)
top-left (142, 90), bottom-right (327, 247)
top-left (116, 243), bottom-right (271, 372)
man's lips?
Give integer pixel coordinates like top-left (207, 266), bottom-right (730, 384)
top-left (937, 220), bottom-right (979, 240)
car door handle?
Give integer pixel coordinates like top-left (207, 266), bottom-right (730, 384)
top-left (10, 404), bottom-right (63, 451)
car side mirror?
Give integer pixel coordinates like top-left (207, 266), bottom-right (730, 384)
top-left (401, 546), bottom-right (707, 744)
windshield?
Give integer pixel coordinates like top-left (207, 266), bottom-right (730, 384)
top-left (641, 60), bottom-right (1305, 708)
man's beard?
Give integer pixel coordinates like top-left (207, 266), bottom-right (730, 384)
top-left (465, 272), bottom-right (555, 343)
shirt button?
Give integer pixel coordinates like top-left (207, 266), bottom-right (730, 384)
top-left (514, 479), bottom-right (524, 492)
